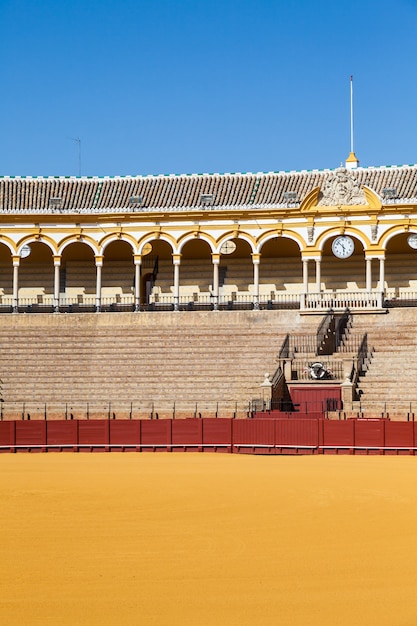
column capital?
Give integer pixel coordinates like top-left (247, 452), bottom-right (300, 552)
top-left (301, 252), bottom-right (321, 261)
top-left (251, 253), bottom-right (261, 264)
top-left (133, 254), bottom-right (143, 265)
top-left (12, 255), bottom-right (20, 267)
top-left (212, 253), bottom-right (220, 264)
top-left (172, 254), bottom-right (181, 265)
top-left (95, 255), bottom-right (104, 267)
top-left (53, 255), bottom-right (61, 266)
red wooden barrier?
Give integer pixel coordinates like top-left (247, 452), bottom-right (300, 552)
top-left (47, 421), bottom-right (78, 452)
top-left (140, 419), bottom-right (171, 451)
top-left (78, 420), bottom-right (110, 452)
top-left (1, 417), bottom-right (417, 455)
top-left (171, 419), bottom-right (203, 452)
top-left (202, 418), bottom-right (232, 453)
top-left (15, 421), bottom-right (47, 452)
top-left (109, 420), bottom-right (141, 451)
top-left (0, 421), bottom-right (15, 451)
top-left (323, 420), bottom-right (355, 454)
top-left (384, 421), bottom-right (414, 454)
top-left (233, 419), bottom-right (275, 454)
top-left (354, 419), bottom-right (385, 454)
top-left (275, 419), bottom-right (319, 454)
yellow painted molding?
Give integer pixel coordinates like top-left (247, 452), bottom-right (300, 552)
top-left (362, 186), bottom-right (382, 210)
top-left (300, 187), bottom-right (320, 213)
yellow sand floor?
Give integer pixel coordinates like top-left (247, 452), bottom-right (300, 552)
top-left (1, 453), bottom-right (417, 625)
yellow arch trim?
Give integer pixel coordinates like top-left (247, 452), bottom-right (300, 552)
top-left (177, 231), bottom-right (216, 253)
top-left (17, 235), bottom-right (58, 255)
top-left (379, 224), bottom-right (417, 248)
top-left (0, 236), bottom-right (19, 255)
top-left (58, 235), bottom-right (99, 256)
top-left (137, 232), bottom-right (176, 255)
top-left (315, 227), bottom-right (372, 251)
top-left (300, 187), bottom-right (320, 213)
top-left (99, 233), bottom-right (137, 252)
top-left (216, 231), bottom-right (256, 253)
top-left (257, 229), bottom-right (304, 252)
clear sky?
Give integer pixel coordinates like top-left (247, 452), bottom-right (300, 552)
top-left (1, 0), bottom-right (417, 177)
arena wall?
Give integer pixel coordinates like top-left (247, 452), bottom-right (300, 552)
top-left (1, 417), bottom-right (416, 455)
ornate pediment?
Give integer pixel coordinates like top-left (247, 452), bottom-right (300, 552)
top-left (318, 168), bottom-right (366, 206)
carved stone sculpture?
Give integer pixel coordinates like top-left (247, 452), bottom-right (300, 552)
top-left (319, 168), bottom-right (366, 206)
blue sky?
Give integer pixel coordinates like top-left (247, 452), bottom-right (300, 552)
top-left (1, 0), bottom-right (417, 176)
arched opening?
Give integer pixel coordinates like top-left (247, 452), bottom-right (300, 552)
top-left (19, 242), bottom-right (54, 304)
top-left (142, 240), bottom-right (173, 304)
top-left (60, 243), bottom-right (96, 304)
top-left (179, 239), bottom-right (213, 302)
top-left (219, 238), bottom-right (253, 300)
top-left (321, 236), bottom-right (365, 291)
top-left (0, 244), bottom-right (13, 307)
top-left (385, 233), bottom-right (417, 297)
top-left (259, 237), bottom-right (302, 296)
top-left (102, 240), bottom-right (134, 306)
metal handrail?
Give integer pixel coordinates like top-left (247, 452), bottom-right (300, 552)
top-left (316, 310), bottom-right (334, 354)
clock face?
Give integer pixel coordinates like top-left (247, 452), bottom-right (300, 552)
top-left (220, 240), bottom-right (236, 255)
top-left (408, 234), bottom-right (417, 249)
top-left (332, 236), bottom-right (355, 259)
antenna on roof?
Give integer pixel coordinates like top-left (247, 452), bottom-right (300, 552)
top-left (69, 137), bottom-right (82, 176)
top-left (345, 76), bottom-right (359, 170)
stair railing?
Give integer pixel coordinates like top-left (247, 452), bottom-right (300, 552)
top-left (316, 309), bottom-right (335, 355)
top-left (335, 308), bottom-right (352, 351)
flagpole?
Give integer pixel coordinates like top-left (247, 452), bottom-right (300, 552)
top-left (350, 75), bottom-right (354, 154)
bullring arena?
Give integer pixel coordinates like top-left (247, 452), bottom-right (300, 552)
top-left (2, 153), bottom-right (417, 623)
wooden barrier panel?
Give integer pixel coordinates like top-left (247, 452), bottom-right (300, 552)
top-left (171, 419), bottom-right (203, 451)
top-left (109, 420), bottom-right (141, 451)
top-left (0, 421), bottom-right (15, 452)
top-left (323, 420), bottom-right (355, 453)
top-left (15, 421), bottom-right (47, 452)
top-left (140, 419), bottom-right (171, 451)
top-left (78, 420), bottom-right (110, 452)
top-left (384, 421), bottom-right (414, 454)
top-left (233, 419), bottom-right (275, 454)
top-left (202, 418), bottom-right (232, 453)
top-left (354, 419), bottom-right (385, 453)
top-left (47, 421), bottom-right (78, 452)
top-left (275, 419), bottom-right (319, 454)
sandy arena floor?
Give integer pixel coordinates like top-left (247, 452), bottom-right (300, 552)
top-left (1, 453), bottom-right (417, 625)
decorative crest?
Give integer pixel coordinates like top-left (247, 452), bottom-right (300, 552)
top-left (318, 168), bottom-right (366, 206)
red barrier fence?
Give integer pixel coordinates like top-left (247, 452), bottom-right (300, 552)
top-left (1, 418), bottom-right (417, 455)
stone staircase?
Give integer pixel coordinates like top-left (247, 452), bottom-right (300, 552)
top-left (347, 309), bottom-right (417, 416)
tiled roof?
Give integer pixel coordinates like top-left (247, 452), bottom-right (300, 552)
top-left (0, 165), bottom-right (416, 213)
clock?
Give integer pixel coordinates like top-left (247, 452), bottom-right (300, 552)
top-left (220, 240), bottom-right (236, 255)
top-left (407, 234), bottom-right (417, 249)
top-left (332, 235), bottom-right (354, 259)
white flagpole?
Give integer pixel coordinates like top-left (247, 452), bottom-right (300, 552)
top-left (350, 75), bottom-right (354, 154)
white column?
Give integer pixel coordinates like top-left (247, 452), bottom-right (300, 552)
top-left (53, 256), bottom-right (61, 312)
top-left (252, 254), bottom-right (260, 310)
top-left (302, 258), bottom-right (309, 292)
top-left (365, 257), bottom-right (372, 292)
top-left (212, 254), bottom-right (220, 310)
top-left (315, 258), bottom-right (321, 293)
top-left (95, 256), bottom-right (103, 312)
top-left (173, 254), bottom-right (181, 311)
top-left (12, 256), bottom-right (19, 313)
top-left (134, 255), bottom-right (142, 311)
top-left (379, 257), bottom-right (385, 292)
top-left (378, 256), bottom-right (385, 307)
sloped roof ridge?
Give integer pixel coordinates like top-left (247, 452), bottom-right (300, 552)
top-left (0, 163), bottom-right (416, 181)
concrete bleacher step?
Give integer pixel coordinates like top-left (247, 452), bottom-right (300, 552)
top-left (0, 310), bottom-right (315, 414)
